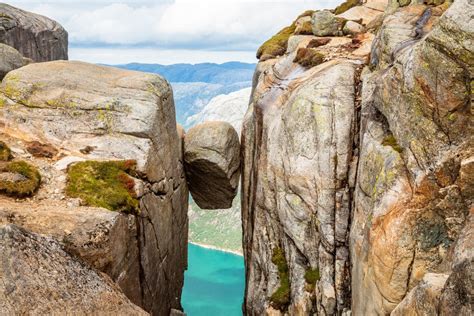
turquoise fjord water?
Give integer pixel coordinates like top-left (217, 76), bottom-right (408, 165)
top-left (182, 243), bottom-right (245, 316)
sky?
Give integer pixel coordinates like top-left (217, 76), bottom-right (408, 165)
top-left (7, 0), bottom-right (341, 64)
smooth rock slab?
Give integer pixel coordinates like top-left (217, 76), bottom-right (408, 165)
top-left (184, 121), bottom-right (240, 209)
top-left (0, 224), bottom-right (147, 315)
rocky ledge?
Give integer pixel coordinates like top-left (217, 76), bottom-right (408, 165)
top-left (0, 60), bottom-right (188, 315)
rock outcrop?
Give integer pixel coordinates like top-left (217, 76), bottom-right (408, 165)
top-left (184, 121), bottom-right (240, 209)
top-left (0, 43), bottom-right (26, 79)
top-left (0, 61), bottom-right (188, 315)
top-left (0, 3), bottom-right (68, 62)
top-left (0, 224), bottom-right (147, 315)
top-left (242, 0), bottom-right (473, 315)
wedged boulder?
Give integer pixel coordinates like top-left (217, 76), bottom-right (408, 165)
top-left (184, 121), bottom-right (240, 209)
top-left (0, 60), bottom-right (188, 315)
top-left (0, 3), bottom-right (68, 62)
top-left (0, 224), bottom-right (147, 315)
top-left (0, 200), bottom-right (141, 305)
top-left (0, 43), bottom-right (26, 79)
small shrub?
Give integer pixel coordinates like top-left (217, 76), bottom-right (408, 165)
top-left (0, 160), bottom-right (41, 196)
top-left (382, 134), bottom-right (403, 153)
top-left (294, 48), bottom-right (325, 69)
top-left (66, 160), bottom-right (139, 214)
top-left (0, 141), bottom-right (12, 161)
top-left (270, 247), bottom-right (291, 310)
top-left (26, 141), bottom-right (58, 158)
top-left (334, 0), bottom-right (360, 15)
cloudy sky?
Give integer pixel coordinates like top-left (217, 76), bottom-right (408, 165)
top-left (7, 0), bottom-right (340, 64)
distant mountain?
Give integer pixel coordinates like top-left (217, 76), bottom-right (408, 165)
top-left (186, 87), bottom-right (252, 135)
top-left (114, 62), bottom-right (255, 84)
top-left (112, 62), bottom-right (255, 128)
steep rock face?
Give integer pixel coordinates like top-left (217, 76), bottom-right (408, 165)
top-left (184, 121), bottom-right (240, 209)
top-left (351, 0), bottom-right (473, 314)
top-left (0, 3), bottom-right (68, 62)
top-left (242, 0), bottom-right (473, 315)
top-left (0, 61), bottom-right (188, 315)
top-left (241, 1), bottom-right (380, 311)
top-left (0, 224), bottom-right (147, 315)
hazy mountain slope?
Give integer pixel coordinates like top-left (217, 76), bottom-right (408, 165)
top-left (115, 62), bottom-right (255, 84)
top-left (186, 87), bottom-right (252, 134)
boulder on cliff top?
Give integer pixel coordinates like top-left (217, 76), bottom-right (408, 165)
top-left (0, 43), bottom-right (26, 79)
top-left (0, 3), bottom-right (68, 62)
top-left (184, 121), bottom-right (240, 209)
top-left (0, 224), bottom-right (147, 315)
top-left (311, 11), bottom-right (346, 36)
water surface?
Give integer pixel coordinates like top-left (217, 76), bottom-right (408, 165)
top-left (182, 243), bottom-right (245, 316)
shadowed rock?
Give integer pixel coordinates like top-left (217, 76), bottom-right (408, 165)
top-left (184, 121), bottom-right (240, 209)
top-left (0, 3), bottom-right (68, 62)
top-left (0, 224), bottom-right (147, 315)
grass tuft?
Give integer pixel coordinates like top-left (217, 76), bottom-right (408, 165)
top-left (270, 247), bottom-right (291, 310)
top-left (334, 0), bottom-right (361, 15)
top-left (256, 10), bottom-right (316, 60)
top-left (304, 268), bottom-right (320, 292)
top-left (0, 141), bottom-right (12, 161)
top-left (0, 160), bottom-right (41, 196)
top-left (66, 160), bottom-right (139, 214)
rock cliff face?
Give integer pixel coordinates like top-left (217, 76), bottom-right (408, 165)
top-left (241, 0), bottom-right (472, 315)
top-left (0, 61), bottom-right (188, 315)
top-left (0, 3), bottom-right (68, 62)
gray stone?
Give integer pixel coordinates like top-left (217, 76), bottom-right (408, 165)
top-left (0, 224), bottom-right (147, 315)
top-left (184, 121), bottom-right (240, 209)
top-left (0, 43), bottom-right (25, 79)
top-left (0, 3), bottom-right (68, 62)
top-left (311, 10), bottom-right (346, 36)
top-left (343, 21), bottom-right (365, 35)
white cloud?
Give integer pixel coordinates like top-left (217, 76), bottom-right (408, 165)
top-left (7, 0), bottom-right (342, 63)
top-left (9, 0), bottom-right (341, 49)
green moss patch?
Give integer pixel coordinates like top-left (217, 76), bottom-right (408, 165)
top-left (66, 160), bottom-right (139, 214)
top-left (304, 268), bottom-right (320, 285)
top-left (294, 48), bottom-right (325, 68)
top-left (256, 10), bottom-right (316, 60)
top-left (0, 161), bottom-right (41, 196)
top-left (270, 247), bottom-right (291, 310)
top-left (257, 24), bottom-right (296, 60)
top-left (0, 141), bottom-right (12, 161)
top-left (382, 134), bottom-right (403, 153)
top-left (334, 0), bottom-right (360, 15)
